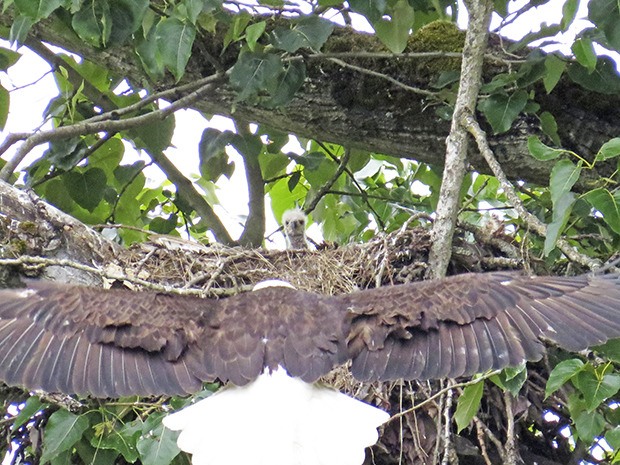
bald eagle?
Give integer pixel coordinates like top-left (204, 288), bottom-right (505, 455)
top-left (0, 272), bottom-right (620, 464)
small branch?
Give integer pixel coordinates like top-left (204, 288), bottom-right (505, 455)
top-left (462, 113), bottom-right (602, 269)
top-left (304, 148), bottom-right (352, 212)
top-left (503, 391), bottom-right (517, 465)
top-left (427, 0), bottom-right (494, 279)
top-left (313, 142), bottom-right (385, 229)
top-left (474, 415), bottom-right (504, 459)
top-left (25, 38), bottom-right (118, 113)
top-left (301, 51), bottom-right (525, 67)
top-left (440, 380), bottom-right (456, 465)
top-left (474, 416), bottom-right (494, 465)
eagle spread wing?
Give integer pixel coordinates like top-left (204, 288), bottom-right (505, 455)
top-left (0, 271), bottom-right (619, 397)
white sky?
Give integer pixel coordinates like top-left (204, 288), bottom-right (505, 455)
top-left (0, 0), bottom-right (615, 247)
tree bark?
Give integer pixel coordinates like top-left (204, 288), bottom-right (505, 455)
top-left (0, 181), bottom-right (121, 285)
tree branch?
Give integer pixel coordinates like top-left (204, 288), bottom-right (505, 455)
top-left (147, 151), bottom-right (234, 245)
top-left (2, 11), bottom-right (617, 190)
top-left (0, 74), bottom-right (226, 180)
top-left (237, 124), bottom-right (266, 247)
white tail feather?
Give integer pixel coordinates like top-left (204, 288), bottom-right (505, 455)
top-left (163, 367), bottom-right (389, 465)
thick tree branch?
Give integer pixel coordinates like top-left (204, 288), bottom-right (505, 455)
top-left (427, 0), bottom-right (493, 279)
top-left (0, 180), bottom-right (121, 285)
top-left (1, 12), bottom-right (618, 190)
top-left (237, 124), bottom-right (266, 247)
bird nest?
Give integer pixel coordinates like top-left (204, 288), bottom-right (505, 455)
top-left (119, 224), bottom-right (523, 298)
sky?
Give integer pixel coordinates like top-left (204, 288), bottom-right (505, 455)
top-left (0, 0), bottom-right (615, 247)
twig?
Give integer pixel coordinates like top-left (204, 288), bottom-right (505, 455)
top-left (304, 148), bottom-right (352, 212)
top-left (387, 370), bottom-right (501, 422)
top-left (474, 416), bottom-right (494, 465)
top-left (326, 57), bottom-right (438, 98)
top-left (313, 141), bottom-right (385, 229)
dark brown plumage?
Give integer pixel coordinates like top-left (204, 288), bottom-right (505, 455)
top-left (0, 271), bottom-right (619, 398)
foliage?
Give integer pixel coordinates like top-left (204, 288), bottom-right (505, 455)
top-left (1, 0), bottom-right (620, 464)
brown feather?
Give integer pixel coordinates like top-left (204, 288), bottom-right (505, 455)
top-left (0, 271), bottom-right (618, 397)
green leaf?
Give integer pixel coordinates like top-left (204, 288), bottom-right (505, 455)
top-left (72, 0), bottom-right (112, 47)
top-left (561, 0), bottom-right (579, 30)
top-left (64, 168), bottom-right (108, 212)
top-left (573, 371), bottom-right (620, 410)
top-left (596, 137), bottom-right (620, 161)
top-left (270, 16), bottom-right (334, 53)
top-left (156, 17), bottom-right (196, 81)
top-left (606, 427), bottom-right (620, 450)
top-left (347, 0), bottom-right (386, 23)
top-left (584, 188), bottom-right (620, 234)
top-left (454, 380), bottom-right (484, 433)
top-left (527, 136), bottom-right (564, 161)
top-left (539, 111), bottom-right (560, 145)
top-left (229, 52), bottom-right (283, 102)
top-left (574, 410), bottom-right (605, 441)
top-left (588, 0), bottom-right (620, 52)
top-left (572, 38), bottom-right (597, 72)
top-left (545, 359), bottom-right (584, 398)
top-left (9, 15), bottom-right (33, 44)
top-left (550, 159), bottom-right (581, 206)
top-left (490, 364), bottom-right (527, 396)
top-left (0, 46), bottom-right (21, 71)
top-left (44, 178), bottom-right (75, 211)
top-left (92, 421), bottom-right (140, 463)
top-left (135, 20), bottom-right (165, 79)
top-left (264, 61), bottom-right (306, 108)
top-left (12, 397), bottom-right (49, 432)
top-left (223, 12), bottom-right (252, 49)
top-left (149, 214), bottom-right (179, 234)
top-left (129, 115), bottom-right (176, 155)
top-left (373, 0), bottom-right (415, 53)
top-left (44, 137), bottom-right (90, 170)
top-left (544, 190), bottom-right (575, 255)
top-left (246, 21), bottom-right (266, 51)
top-left (479, 90), bottom-right (528, 134)
top-left (595, 339), bottom-right (620, 363)
top-left (568, 58), bottom-right (620, 94)
top-left (108, 0), bottom-right (149, 45)
top-left (0, 84), bottom-right (8, 131)
top-left (41, 410), bottom-right (90, 463)
top-left (543, 54), bottom-right (566, 93)
top-left (14, 0), bottom-right (62, 20)
top-left (198, 128), bottom-right (236, 181)
top-left (137, 413), bottom-right (180, 465)
top-left (180, 0), bottom-right (205, 23)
